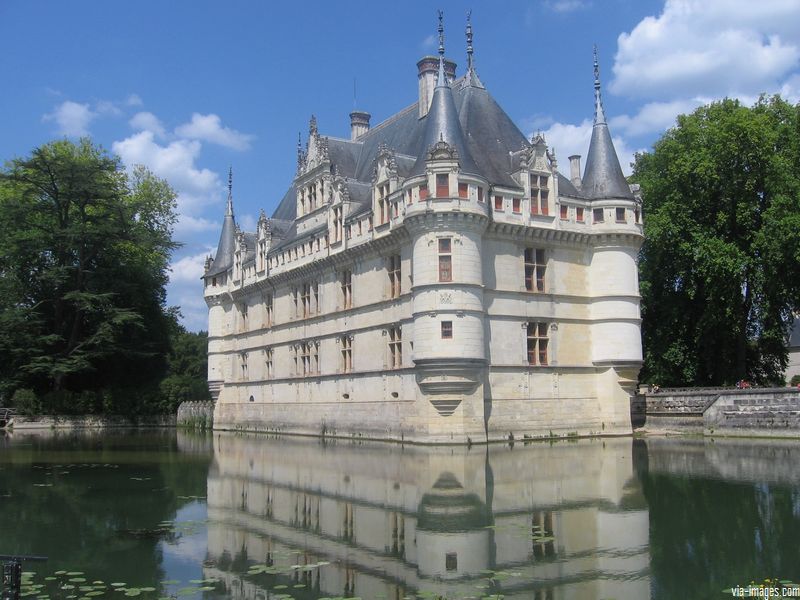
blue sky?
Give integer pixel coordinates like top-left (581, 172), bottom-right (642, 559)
top-left (2, 0), bottom-right (799, 331)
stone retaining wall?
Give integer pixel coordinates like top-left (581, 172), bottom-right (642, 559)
top-left (9, 414), bottom-right (176, 430)
top-left (637, 387), bottom-right (800, 437)
top-left (177, 401), bottom-right (214, 428)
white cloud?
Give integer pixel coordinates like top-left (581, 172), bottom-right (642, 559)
top-left (175, 113), bottom-right (254, 151)
top-left (95, 100), bottom-right (122, 117)
top-left (126, 94), bottom-right (143, 107)
top-left (129, 111), bottom-right (167, 139)
top-left (609, 99), bottom-right (704, 137)
top-left (175, 214), bottom-right (219, 235)
top-left (169, 250), bottom-right (213, 284)
top-left (539, 118), bottom-right (639, 176)
top-left (542, 0), bottom-right (590, 13)
top-left (42, 101), bottom-right (95, 136)
top-left (611, 0), bottom-right (800, 100)
top-left (112, 131), bottom-right (221, 212)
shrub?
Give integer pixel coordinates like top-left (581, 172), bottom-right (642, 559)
top-left (11, 388), bottom-right (40, 416)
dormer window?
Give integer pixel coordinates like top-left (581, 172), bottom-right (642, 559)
top-left (530, 174), bottom-right (550, 215)
top-left (378, 183), bottom-right (390, 225)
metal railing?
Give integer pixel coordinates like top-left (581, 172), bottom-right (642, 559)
top-left (1, 555), bottom-right (47, 600)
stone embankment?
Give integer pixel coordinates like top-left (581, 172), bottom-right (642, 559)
top-left (7, 414), bottom-right (176, 430)
top-left (176, 400), bottom-right (214, 429)
top-left (636, 386), bottom-right (800, 437)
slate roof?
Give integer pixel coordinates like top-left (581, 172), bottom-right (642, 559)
top-left (226, 54), bottom-right (633, 258)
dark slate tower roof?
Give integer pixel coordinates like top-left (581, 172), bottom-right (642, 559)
top-left (411, 12), bottom-right (479, 177)
top-left (581, 47), bottom-right (633, 200)
top-left (207, 168), bottom-right (236, 277)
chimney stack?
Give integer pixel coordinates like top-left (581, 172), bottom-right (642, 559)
top-left (569, 154), bottom-right (582, 188)
top-left (349, 111), bottom-right (371, 140)
top-left (417, 56), bottom-right (456, 118)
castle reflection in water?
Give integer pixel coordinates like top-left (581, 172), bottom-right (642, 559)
top-left (198, 434), bottom-right (650, 599)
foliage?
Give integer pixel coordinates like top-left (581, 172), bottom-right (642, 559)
top-left (0, 139), bottom-right (179, 412)
top-left (633, 96), bottom-right (800, 386)
top-left (159, 326), bottom-right (211, 412)
top-left (10, 388), bottom-right (40, 416)
top-left (791, 375), bottom-right (800, 387)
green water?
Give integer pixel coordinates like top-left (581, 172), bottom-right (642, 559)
top-left (1, 430), bottom-right (799, 600)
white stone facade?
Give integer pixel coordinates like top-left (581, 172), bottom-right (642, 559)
top-left (203, 38), bottom-right (643, 443)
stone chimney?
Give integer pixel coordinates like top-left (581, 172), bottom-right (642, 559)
top-left (417, 56), bottom-right (457, 118)
top-left (569, 154), bottom-right (582, 188)
top-left (349, 111), bottom-right (371, 140)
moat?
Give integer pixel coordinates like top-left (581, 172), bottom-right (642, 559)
top-left (1, 429), bottom-right (799, 600)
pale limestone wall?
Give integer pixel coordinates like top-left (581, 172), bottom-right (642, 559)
top-left (206, 164), bottom-right (643, 443)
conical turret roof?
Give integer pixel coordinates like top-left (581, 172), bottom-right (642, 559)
top-left (411, 13), bottom-right (479, 177)
top-left (581, 48), bottom-right (633, 200)
top-left (207, 168), bottom-right (237, 276)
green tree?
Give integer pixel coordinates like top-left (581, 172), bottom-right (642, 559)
top-left (634, 96), bottom-right (800, 386)
top-left (0, 139), bottom-right (178, 410)
top-left (159, 325), bottom-right (211, 411)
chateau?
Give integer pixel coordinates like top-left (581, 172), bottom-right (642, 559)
top-left (203, 16), bottom-right (643, 444)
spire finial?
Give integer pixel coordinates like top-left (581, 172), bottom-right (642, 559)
top-left (592, 44), bottom-right (607, 125)
top-left (438, 10), bottom-right (445, 57)
top-left (436, 10), bottom-right (447, 88)
top-left (466, 10), bottom-right (473, 70)
top-left (225, 166), bottom-right (234, 217)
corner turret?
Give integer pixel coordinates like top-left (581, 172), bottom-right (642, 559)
top-left (411, 11), bottom-right (479, 177)
top-left (581, 47), bottom-right (633, 200)
top-left (206, 167), bottom-right (237, 277)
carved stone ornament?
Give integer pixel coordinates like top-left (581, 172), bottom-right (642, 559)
top-left (426, 137), bottom-right (459, 162)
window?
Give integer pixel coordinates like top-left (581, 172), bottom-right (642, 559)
top-left (264, 348), bottom-right (273, 379)
top-left (240, 352), bottom-right (249, 380)
top-left (494, 195), bottom-right (503, 211)
top-left (436, 174), bottom-right (449, 197)
top-left (332, 206), bottom-right (343, 242)
top-left (593, 208), bottom-right (604, 223)
top-left (340, 335), bottom-right (352, 373)
top-left (388, 255), bottom-right (401, 298)
top-left (407, 189), bottom-right (412, 205)
top-left (301, 342), bottom-right (311, 375)
top-left (378, 183), bottom-right (389, 224)
top-left (441, 321), bottom-right (453, 339)
top-left (438, 238), bottom-right (452, 282)
top-left (477, 187), bottom-right (484, 203)
top-left (311, 342), bottom-right (319, 374)
top-left (576, 207), bottom-right (584, 222)
top-left (616, 207), bottom-right (626, 222)
top-left (524, 248), bottom-right (546, 292)
top-left (312, 281), bottom-right (319, 314)
top-left (292, 287), bottom-right (299, 317)
top-left (341, 269), bottom-right (352, 309)
top-left (388, 326), bottom-right (402, 368)
top-left (265, 293), bottom-right (273, 327)
top-left (301, 283), bottom-right (311, 317)
top-left (445, 553), bottom-right (458, 572)
top-left (419, 184), bottom-right (428, 200)
top-left (458, 182), bottom-right (468, 199)
top-left (635, 207), bottom-right (641, 223)
top-left (527, 322), bottom-right (549, 365)
top-left (560, 204), bottom-right (568, 220)
top-left (530, 174), bottom-right (550, 215)
top-left (512, 198), bottom-right (521, 213)
top-left (239, 302), bottom-right (248, 331)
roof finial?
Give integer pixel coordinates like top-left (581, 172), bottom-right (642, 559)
top-left (436, 10), bottom-right (447, 87)
top-left (225, 166), bottom-right (234, 216)
top-left (593, 44), bottom-right (607, 125)
top-left (466, 10), bottom-right (474, 71)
